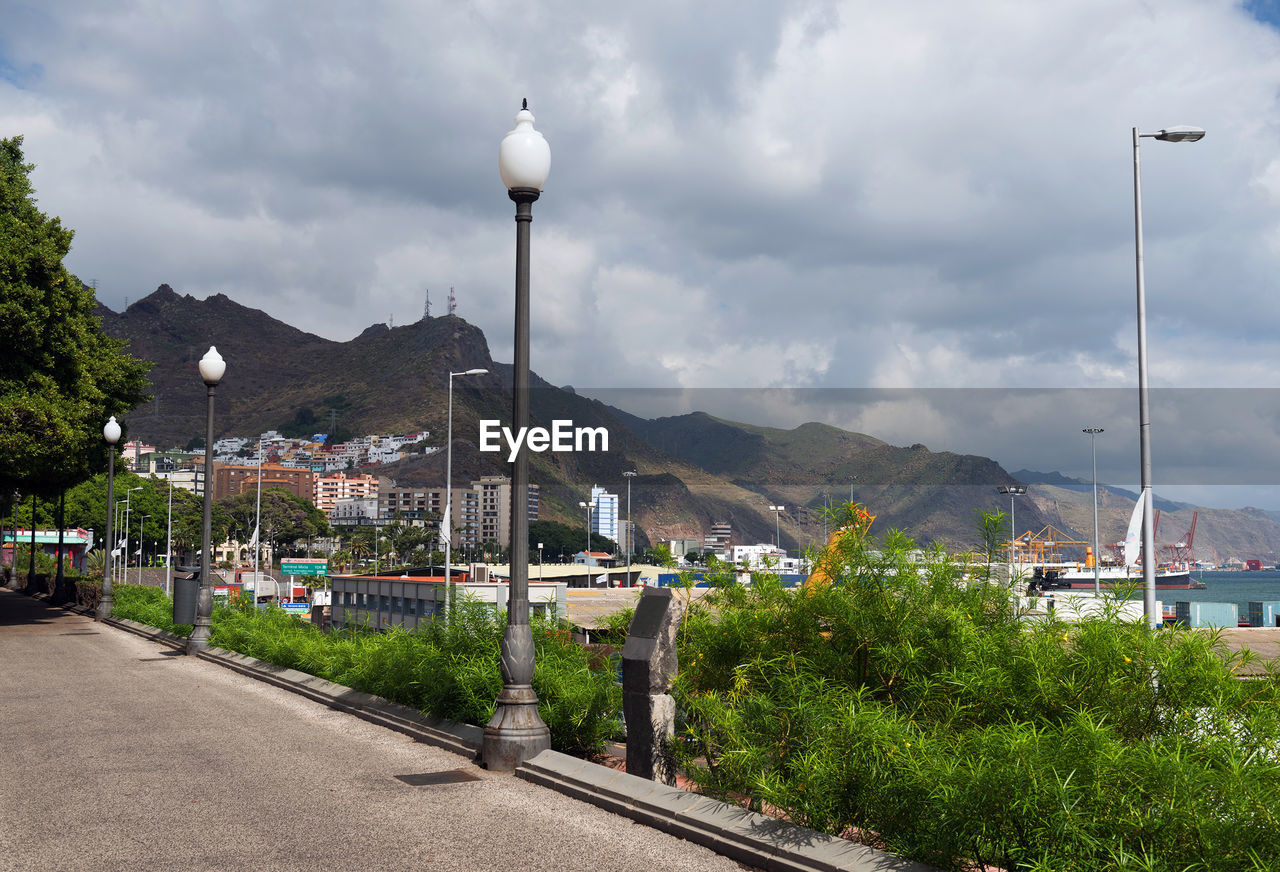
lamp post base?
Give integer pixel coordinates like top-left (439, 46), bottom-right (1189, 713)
top-left (95, 595), bottom-right (113, 621)
top-left (481, 684), bottom-right (551, 772)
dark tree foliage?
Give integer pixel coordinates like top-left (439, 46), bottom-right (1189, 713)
top-left (0, 136), bottom-right (150, 498)
top-left (527, 519), bottom-right (615, 558)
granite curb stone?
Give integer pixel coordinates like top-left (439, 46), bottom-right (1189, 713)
top-left (517, 750), bottom-right (936, 872)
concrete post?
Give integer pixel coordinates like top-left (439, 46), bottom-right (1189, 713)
top-left (622, 587), bottom-right (686, 784)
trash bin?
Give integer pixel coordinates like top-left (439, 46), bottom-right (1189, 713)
top-left (173, 571), bottom-right (199, 625)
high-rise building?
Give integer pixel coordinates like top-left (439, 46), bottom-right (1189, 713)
top-left (314, 471), bottom-right (379, 517)
top-left (590, 484), bottom-right (619, 544)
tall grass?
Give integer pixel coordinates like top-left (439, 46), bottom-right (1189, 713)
top-left (111, 586), bottom-right (621, 758)
top-left (673, 514), bottom-right (1280, 871)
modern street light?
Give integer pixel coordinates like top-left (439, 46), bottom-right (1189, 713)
top-left (1133, 124), bottom-right (1204, 629)
top-left (188, 346), bottom-right (225, 654)
top-left (537, 542), bottom-right (543, 580)
top-left (623, 470), bottom-right (637, 587)
top-left (444, 367), bottom-right (488, 625)
top-left (96, 416), bottom-right (122, 620)
top-left (769, 505), bottom-right (785, 554)
top-left (122, 486), bottom-right (142, 579)
top-left (1083, 428), bottom-right (1104, 593)
top-left (165, 477), bottom-right (173, 597)
top-left (483, 99), bottom-right (552, 771)
top-left (996, 485), bottom-right (1027, 569)
top-left (579, 501), bottom-right (596, 568)
top-left (136, 514), bottom-right (150, 586)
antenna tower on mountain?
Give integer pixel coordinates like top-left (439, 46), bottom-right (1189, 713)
top-left (448, 286), bottom-right (457, 316)
top-left (423, 289), bottom-right (431, 319)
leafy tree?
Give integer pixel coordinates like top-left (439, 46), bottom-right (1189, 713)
top-left (527, 519), bottom-right (615, 558)
top-left (0, 136), bottom-right (151, 498)
top-left (217, 487), bottom-right (329, 555)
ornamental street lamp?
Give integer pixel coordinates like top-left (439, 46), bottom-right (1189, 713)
top-left (623, 470), bottom-right (636, 587)
top-left (96, 417), bottom-right (122, 620)
top-left (996, 485), bottom-right (1027, 568)
top-left (1133, 125), bottom-right (1204, 628)
top-left (579, 501), bottom-right (596, 568)
top-left (188, 346), bottom-right (225, 654)
top-left (483, 99), bottom-right (552, 770)
top-left (1083, 428), bottom-right (1104, 593)
top-left (444, 367), bottom-right (488, 626)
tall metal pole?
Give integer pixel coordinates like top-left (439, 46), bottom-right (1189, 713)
top-left (188, 361), bottom-right (220, 654)
top-left (1133, 127), bottom-right (1157, 628)
top-left (166, 478), bottom-right (173, 597)
top-left (445, 372), bottom-right (455, 623)
top-left (254, 436), bottom-right (262, 583)
top-left (137, 514), bottom-right (149, 586)
top-left (1084, 428), bottom-right (1103, 593)
top-left (482, 185), bottom-right (551, 770)
top-left (623, 471), bottom-right (636, 587)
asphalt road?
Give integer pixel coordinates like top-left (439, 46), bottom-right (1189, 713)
top-left (0, 589), bottom-right (750, 872)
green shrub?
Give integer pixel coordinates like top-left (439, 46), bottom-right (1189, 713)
top-left (674, 515), bottom-right (1280, 872)
top-left (111, 586), bottom-right (621, 758)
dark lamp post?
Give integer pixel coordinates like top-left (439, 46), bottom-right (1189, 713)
top-left (188, 346), bottom-right (224, 654)
top-left (483, 100), bottom-right (552, 770)
top-left (95, 416), bottom-right (122, 620)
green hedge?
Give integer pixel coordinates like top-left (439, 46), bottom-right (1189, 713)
top-left (110, 586), bottom-right (620, 758)
top-left (673, 524), bottom-right (1280, 871)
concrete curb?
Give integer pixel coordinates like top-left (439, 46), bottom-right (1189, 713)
top-left (95, 606), bottom-right (934, 872)
top-left (517, 751), bottom-right (934, 872)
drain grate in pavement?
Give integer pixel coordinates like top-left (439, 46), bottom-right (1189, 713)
top-left (395, 769), bottom-right (484, 786)
top-left (60, 631), bottom-right (100, 636)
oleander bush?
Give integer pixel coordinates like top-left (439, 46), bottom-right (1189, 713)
top-left (111, 586), bottom-right (621, 758)
top-left (673, 506), bottom-right (1280, 872)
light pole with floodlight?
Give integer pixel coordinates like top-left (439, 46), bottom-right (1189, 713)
top-left (623, 470), bottom-right (636, 586)
top-left (996, 485), bottom-right (1027, 569)
top-left (1133, 124), bottom-right (1204, 628)
top-left (444, 367), bottom-right (487, 625)
top-left (188, 346), bottom-right (225, 654)
top-left (96, 417), bottom-right (122, 619)
top-left (579, 501), bottom-right (595, 568)
top-left (769, 505), bottom-right (785, 554)
top-left (1084, 428), bottom-right (1104, 593)
top-left (483, 99), bottom-right (552, 770)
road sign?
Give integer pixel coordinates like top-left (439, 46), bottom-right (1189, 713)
top-left (280, 559), bottom-right (328, 575)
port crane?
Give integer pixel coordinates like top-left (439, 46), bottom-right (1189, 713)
top-left (1162, 511), bottom-right (1198, 565)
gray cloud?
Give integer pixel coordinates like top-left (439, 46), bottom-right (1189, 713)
top-left (4, 1), bottom-right (1280, 505)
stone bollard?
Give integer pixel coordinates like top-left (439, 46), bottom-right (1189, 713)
top-left (622, 587), bottom-right (686, 784)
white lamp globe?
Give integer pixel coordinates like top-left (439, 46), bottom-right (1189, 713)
top-left (103, 416), bottom-right (122, 445)
top-left (498, 101), bottom-right (551, 192)
top-left (199, 346), bottom-right (226, 386)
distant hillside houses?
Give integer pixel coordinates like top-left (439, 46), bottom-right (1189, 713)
top-left (204, 429), bottom-right (433, 471)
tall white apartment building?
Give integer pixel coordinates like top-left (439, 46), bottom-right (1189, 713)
top-left (590, 484), bottom-right (619, 544)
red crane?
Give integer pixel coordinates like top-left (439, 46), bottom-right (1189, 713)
top-left (1162, 511), bottom-right (1198, 566)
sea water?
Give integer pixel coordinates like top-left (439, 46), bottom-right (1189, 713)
top-left (1164, 570), bottom-right (1280, 612)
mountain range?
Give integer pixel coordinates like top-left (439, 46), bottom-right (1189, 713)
top-left (97, 285), bottom-right (1280, 563)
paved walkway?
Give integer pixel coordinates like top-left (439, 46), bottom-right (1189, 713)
top-left (0, 590), bottom-right (749, 872)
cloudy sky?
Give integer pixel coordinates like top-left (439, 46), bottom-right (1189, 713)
top-left (5, 1), bottom-right (1280, 507)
